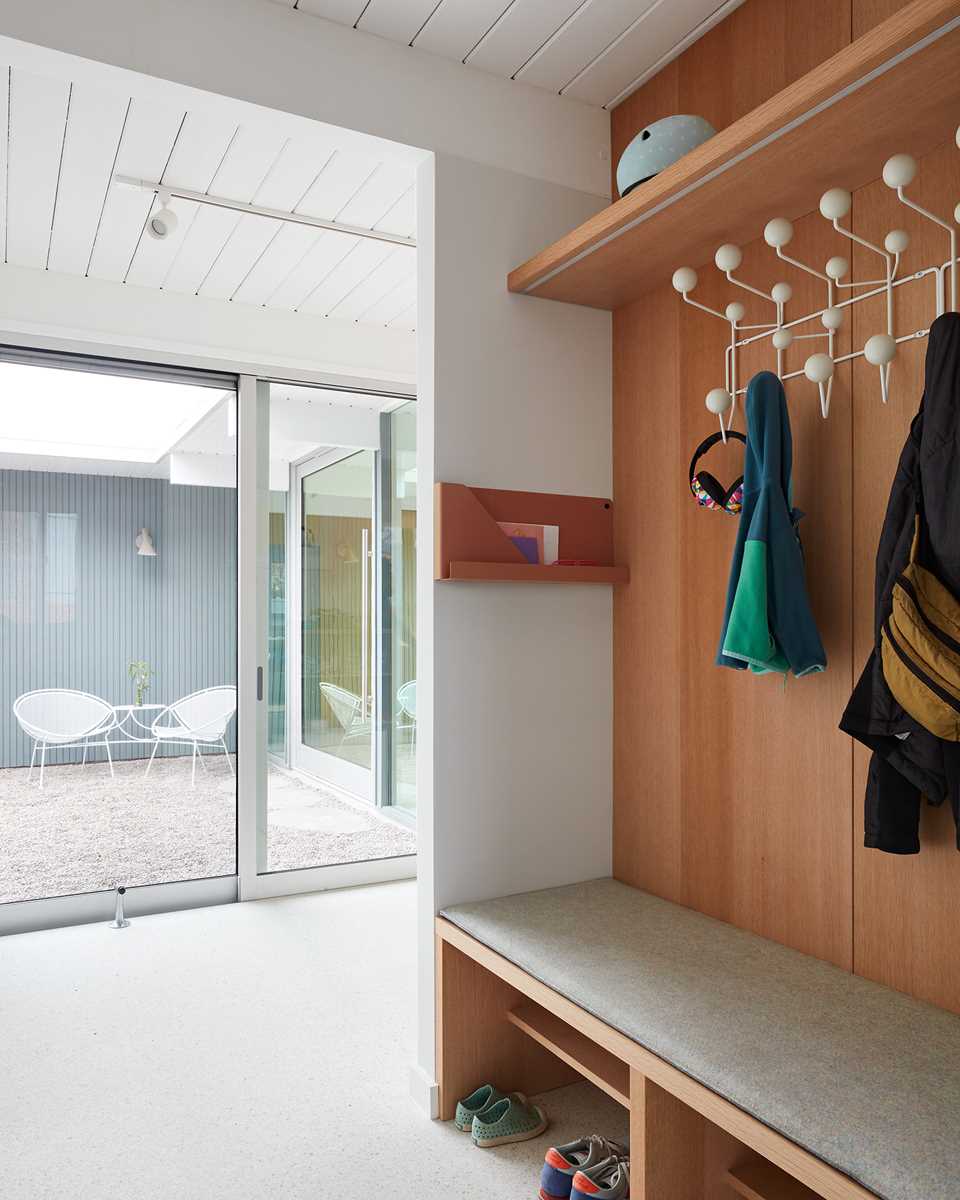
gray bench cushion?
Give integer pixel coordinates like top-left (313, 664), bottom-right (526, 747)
top-left (441, 878), bottom-right (960, 1200)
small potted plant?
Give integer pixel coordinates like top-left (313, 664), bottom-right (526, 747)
top-left (128, 660), bottom-right (153, 706)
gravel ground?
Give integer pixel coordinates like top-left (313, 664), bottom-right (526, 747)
top-left (0, 758), bottom-right (415, 903)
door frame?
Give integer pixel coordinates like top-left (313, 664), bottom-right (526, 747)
top-left (236, 378), bottom-right (414, 902)
top-left (0, 352), bottom-right (415, 935)
top-left (289, 447), bottom-right (377, 802)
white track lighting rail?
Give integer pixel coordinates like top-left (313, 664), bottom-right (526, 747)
top-left (113, 175), bottom-right (417, 249)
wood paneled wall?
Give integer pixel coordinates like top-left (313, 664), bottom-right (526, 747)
top-left (611, 0), bottom-right (960, 1011)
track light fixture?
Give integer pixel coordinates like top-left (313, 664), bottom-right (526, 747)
top-left (147, 193), bottom-right (179, 241)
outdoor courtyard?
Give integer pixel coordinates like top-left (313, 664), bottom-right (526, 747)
top-left (0, 756), bottom-right (415, 903)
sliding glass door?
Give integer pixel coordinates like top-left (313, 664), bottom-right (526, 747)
top-left (237, 380), bottom-right (416, 899)
top-left (296, 450), bottom-right (376, 799)
top-left (0, 363), bottom-right (416, 928)
top-left (0, 350), bottom-right (238, 934)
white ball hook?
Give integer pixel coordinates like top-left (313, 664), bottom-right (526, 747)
top-left (672, 267), bottom-right (698, 295)
top-left (706, 387), bottom-right (732, 442)
top-left (819, 188), bottom-right (852, 221)
top-left (804, 352), bottom-right (835, 419)
top-left (882, 154), bottom-right (917, 190)
top-left (764, 218), bottom-right (794, 248)
top-left (884, 230), bottom-right (909, 255)
top-left (725, 301), bottom-right (745, 323)
top-left (865, 333), bottom-right (897, 404)
top-left (715, 243), bottom-right (742, 273)
top-left (771, 281), bottom-right (792, 304)
top-left (821, 307), bottom-right (843, 331)
top-left (825, 256), bottom-right (849, 281)
top-left (772, 328), bottom-right (793, 351)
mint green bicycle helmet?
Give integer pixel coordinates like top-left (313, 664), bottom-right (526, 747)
top-left (616, 114), bottom-right (715, 197)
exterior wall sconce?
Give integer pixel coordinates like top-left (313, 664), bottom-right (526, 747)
top-left (136, 528), bottom-right (157, 557)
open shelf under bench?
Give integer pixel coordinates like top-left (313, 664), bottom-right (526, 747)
top-left (507, 0), bottom-right (960, 310)
top-left (507, 1001), bottom-right (630, 1107)
top-left (726, 1163), bottom-right (822, 1200)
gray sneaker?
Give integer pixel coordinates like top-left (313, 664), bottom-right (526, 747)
top-left (571, 1155), bottom-right (630, 1199)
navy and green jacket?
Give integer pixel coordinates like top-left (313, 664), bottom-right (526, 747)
top-left (716, 370), bottom-right (826, 677)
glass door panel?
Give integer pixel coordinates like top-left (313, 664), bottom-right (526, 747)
top-left (267, 491), bottom-right (287, 758)
top-left (299, 450), bottom-right (375, 795)
top-left (379, 401), bottom-right (417, 818)
top-left (0, 355), bottom-right (238, 919)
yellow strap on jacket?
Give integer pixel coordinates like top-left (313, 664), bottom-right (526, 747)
top-left (881, 517), bottom-right (960, 740)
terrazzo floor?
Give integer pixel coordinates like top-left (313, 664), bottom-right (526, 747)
top-left (0, 881), bottom-right (627, 1199)
top-left (0, 759), bottom-right (415, 903)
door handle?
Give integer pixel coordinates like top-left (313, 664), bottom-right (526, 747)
top-left (257, 666), bottom-right (263, 702)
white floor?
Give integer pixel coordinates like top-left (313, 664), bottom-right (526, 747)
top-left (0, 881), bottom-right (626, 1200)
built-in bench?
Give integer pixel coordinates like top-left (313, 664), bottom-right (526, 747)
top-left (437, 879), bottom-right (960, 1200)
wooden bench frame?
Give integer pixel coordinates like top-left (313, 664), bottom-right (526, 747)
top-left (437, 917), bottom-right (877, 1200)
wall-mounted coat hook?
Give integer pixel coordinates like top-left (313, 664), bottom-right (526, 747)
top-left (672, 266), bottom-right (737, 439)
top-left (883, 152), bottom-right (957, 313)
top-left (804, 353), bottom-right (835, 419)
top-left (674, 133), bottom-right (955, 431)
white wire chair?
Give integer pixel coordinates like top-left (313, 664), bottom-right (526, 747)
top-left (396, 679), bottom-right (417, 748)
top-left (145, 685), bottom-right (237, 787)
top-left (13, 689), bottom-right (117, 788)
top-left (319, 682), bottom-right (370, 746)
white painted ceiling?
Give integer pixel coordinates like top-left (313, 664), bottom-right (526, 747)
top-left (272, 0), bottom-right (740, 109)
top-left (0, 64), bottom-right (418, 331)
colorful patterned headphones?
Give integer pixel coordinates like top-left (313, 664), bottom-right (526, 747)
top-left (689, 429), bottom-right (746, 515)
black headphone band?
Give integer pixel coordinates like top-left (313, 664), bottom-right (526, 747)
top-left (688, 428), bottom-right (746, 483)
top-left (689, 429), bottom-right (746, 511)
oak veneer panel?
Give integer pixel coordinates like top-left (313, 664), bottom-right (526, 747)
top-left (726, 1162), bottom-right (821, 1200)
top-left (612, 285), bottom-right (684, 902)
top-left (435, 935), bottom-right (578, 1121)
top-left (509, 0), bottom-right (960, 309)
top-left (631, 1071), bottom-right (704, 1200)
top-left (612, 0), bottom-right (851, 192)
top-left (507, 1002), bottom-right (630, 1107)
top-left (613, 210), bottom-right (854, 968)
top-left (854, 0), bottom-right (919, 35)
top-left (849, 137), bottom-right (960, 1015)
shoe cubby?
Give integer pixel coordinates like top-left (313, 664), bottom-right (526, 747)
top-left (437, 921), bottom-right (851, 1200)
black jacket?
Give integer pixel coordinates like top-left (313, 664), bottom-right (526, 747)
top-left (840, 313), bottom-right (960, 853)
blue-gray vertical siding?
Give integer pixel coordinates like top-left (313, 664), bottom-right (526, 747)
top-left (0, 469), bottom-right (237, 767)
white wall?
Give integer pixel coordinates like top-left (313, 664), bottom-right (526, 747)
top-left (414, 153), bottom-right (612, 1106)
top-left (0, 0), bottom-right (615, 1116)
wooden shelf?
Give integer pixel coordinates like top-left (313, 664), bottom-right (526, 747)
top-left (725, 1163), bottom-right (821, 1200)
top-left (444, 561), bottom-right (629, 584)
top-left (507, 0), bottom-right (960, 310)
top-left (506, 1002), bottom-right (630, 1108)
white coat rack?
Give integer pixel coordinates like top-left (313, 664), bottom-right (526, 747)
top-left (672, 129), bottom-right (960, 439)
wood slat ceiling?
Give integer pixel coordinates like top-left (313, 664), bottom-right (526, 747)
top-left (1, 66), bottom-right (418, 332)
top-left (279, 0), bottom-right (743, 110)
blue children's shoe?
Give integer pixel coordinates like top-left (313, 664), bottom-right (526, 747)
top-left (454, 1083), bottom-right (506, 1132)
top-left (539, 1135), bottom-right (627, 1199)
top-left (471, 1092), bottom-right (547, 1148)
